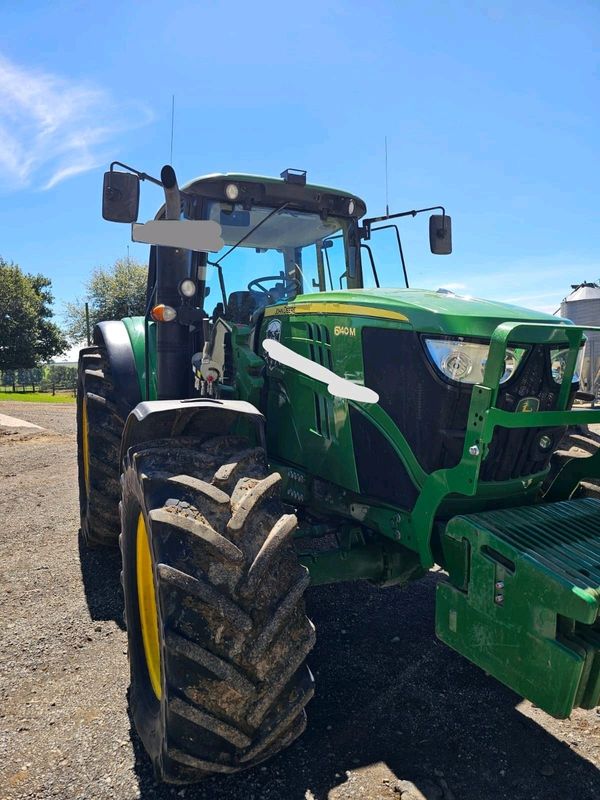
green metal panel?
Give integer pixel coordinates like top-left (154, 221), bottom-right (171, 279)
top-left (229, 322), bottom-right (264, 408)
top-left (436, 498), bottom-right (600, 718)
top-left (122, 316), bottom-right (157, 400)
top-left (262, 309), bottom-right (373, 494)
top-left (271, 287), bottom-right (574, 338)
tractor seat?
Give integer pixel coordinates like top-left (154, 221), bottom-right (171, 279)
top-left (226, 290), bottom-right (269, 324)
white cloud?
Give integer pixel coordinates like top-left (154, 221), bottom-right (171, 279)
top-left (0, 53), bottom-right (152, 191)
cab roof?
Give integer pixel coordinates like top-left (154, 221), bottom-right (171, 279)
top-left (155, 172), bottom-right (368, 221)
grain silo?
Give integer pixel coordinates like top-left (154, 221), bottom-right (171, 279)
top-left (558, 282), bottom-right (600, 399)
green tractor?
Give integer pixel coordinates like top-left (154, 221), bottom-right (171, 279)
top-left (78, 162), bottom-right (600, 783)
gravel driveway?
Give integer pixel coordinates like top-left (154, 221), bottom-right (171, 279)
top-left (1, 401), bottom-right (599, 800)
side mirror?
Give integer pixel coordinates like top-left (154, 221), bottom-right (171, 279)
top-left (102, 171), bottom-right (140, 223)
top-left (429, 214), bottom-right (452, 255)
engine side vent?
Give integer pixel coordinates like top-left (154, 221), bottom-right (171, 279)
top-left (314, 393), bottom-right (331, 438)
top-left (304, 323), bottom-right (334, 439)
top-left (306, 323), bottom-right (333, 370)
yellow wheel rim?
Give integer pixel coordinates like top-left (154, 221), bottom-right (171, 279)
top-left (136, 513), bottom-right (162, 699)
top-left (82, 398), bottom-right (90, 495)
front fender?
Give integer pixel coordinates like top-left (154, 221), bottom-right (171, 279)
top-left (94, 320), bottom-right (142, 420)
top-left (120, 398), bottom-right (265, 465)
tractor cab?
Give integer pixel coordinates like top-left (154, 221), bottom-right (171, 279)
top-left (103, 163), bottom-right (452, 403)
top-left (154, 170), bottom-right (371, 396)
top-left (181, 171), bottom-right (368, 320)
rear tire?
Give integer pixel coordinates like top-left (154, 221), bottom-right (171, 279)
top-left (76, 345), bottom-right (125, 546)
top-left (120, 435), bottom-right (315, 783)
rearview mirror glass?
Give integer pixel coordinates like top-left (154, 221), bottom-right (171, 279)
top-left (220, 209), bottom-right (250, 227)
top-left (102, 171), bottom-right (140, 223)
top-left (429, 214), bottom-right (452, 255)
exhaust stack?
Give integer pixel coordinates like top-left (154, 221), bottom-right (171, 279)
top-left (155, 165), bottom-right (192, 399)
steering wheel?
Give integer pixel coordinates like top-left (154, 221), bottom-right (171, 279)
top-left (247, 275), bottom-right (301, 298)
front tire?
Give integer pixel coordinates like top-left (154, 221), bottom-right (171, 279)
top-left (120, 435), bottom-right (315, 783)
top-left (546, 427), bottom-right (600, 499)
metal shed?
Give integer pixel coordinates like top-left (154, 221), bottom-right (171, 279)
top-left (558, 282), bottom-right (600, 398)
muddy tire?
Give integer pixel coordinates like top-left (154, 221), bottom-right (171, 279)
top-left (77, 345), bottom-right (125, 546)
top-left (120, 435), bottom-right (315, 783)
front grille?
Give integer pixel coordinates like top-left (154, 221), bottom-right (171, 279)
top-left (361, 328), bottom-right (572, 485)
top-left (480, 345), bottom-right (567, 481)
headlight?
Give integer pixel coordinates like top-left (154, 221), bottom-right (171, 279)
top-left (424, 338), bottom-right (526, 384)
top-left (550, 347), bottom-right (583, 384)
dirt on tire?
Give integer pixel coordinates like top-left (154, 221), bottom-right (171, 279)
top-left (121, 435), bottom-right (315, 781)
top-left (1, 401), bottom-right (600, 800)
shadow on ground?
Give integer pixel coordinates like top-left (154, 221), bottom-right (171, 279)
top-left (121, 573), bottom-right (600, 800)
top-left (78, 531), bottom-right (126, 630)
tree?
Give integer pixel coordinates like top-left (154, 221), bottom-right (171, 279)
top-left (0, 258), bottom-right (68, 371)
top-left (64, 258), bottom-right (147, 342)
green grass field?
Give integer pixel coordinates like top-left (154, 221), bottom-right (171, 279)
top-left (0, 391), bottom-right (75, 404)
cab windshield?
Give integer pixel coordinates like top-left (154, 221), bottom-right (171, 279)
top-left (203, 201), bottom-right (350, 317)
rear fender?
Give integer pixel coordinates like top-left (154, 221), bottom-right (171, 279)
top-left (120, 398), bottom-right (265, 465)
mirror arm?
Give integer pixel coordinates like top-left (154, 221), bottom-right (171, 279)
top-left (362, 205), bottom-right (446, 239)
top-left (109, 161), bottom-right (163, 188)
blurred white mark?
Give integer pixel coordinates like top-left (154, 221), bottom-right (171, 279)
top-left (263, 339), bottom-right (379, 404)
top-left (132, 220), bottom-right (224, 252)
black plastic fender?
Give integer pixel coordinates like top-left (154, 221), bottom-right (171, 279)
top-left (120, 398), bottom-right (266, 465)
top-left (94, 321), bottom-right (142, 421)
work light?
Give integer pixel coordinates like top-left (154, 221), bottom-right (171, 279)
top-left (178, 279), bottom-right (196, 298)
top-left (225, 183), bottom-right (239, 201)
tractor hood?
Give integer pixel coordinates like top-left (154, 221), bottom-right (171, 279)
top-left (290, 287), bottom-right (571, 339)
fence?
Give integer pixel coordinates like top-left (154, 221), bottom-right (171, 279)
top-left (0, 366), bottom-right (77, 396)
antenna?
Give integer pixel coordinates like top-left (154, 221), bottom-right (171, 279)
top-left (169, 94), bottom-right (175, 164)
top-left (384, 135), bottom-right (389, 216)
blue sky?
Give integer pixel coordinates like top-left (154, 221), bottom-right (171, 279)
top-left (1, 0), bottom-right (599, 337)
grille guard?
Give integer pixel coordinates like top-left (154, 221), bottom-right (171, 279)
top-left (408, 320), bottom-right (600, 568)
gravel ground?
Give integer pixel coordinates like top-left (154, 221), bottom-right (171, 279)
top-left (1, 401), bottom-right (599, 800)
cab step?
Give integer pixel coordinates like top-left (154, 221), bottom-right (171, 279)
top-left (436, 497), bottom-right (600, 718)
